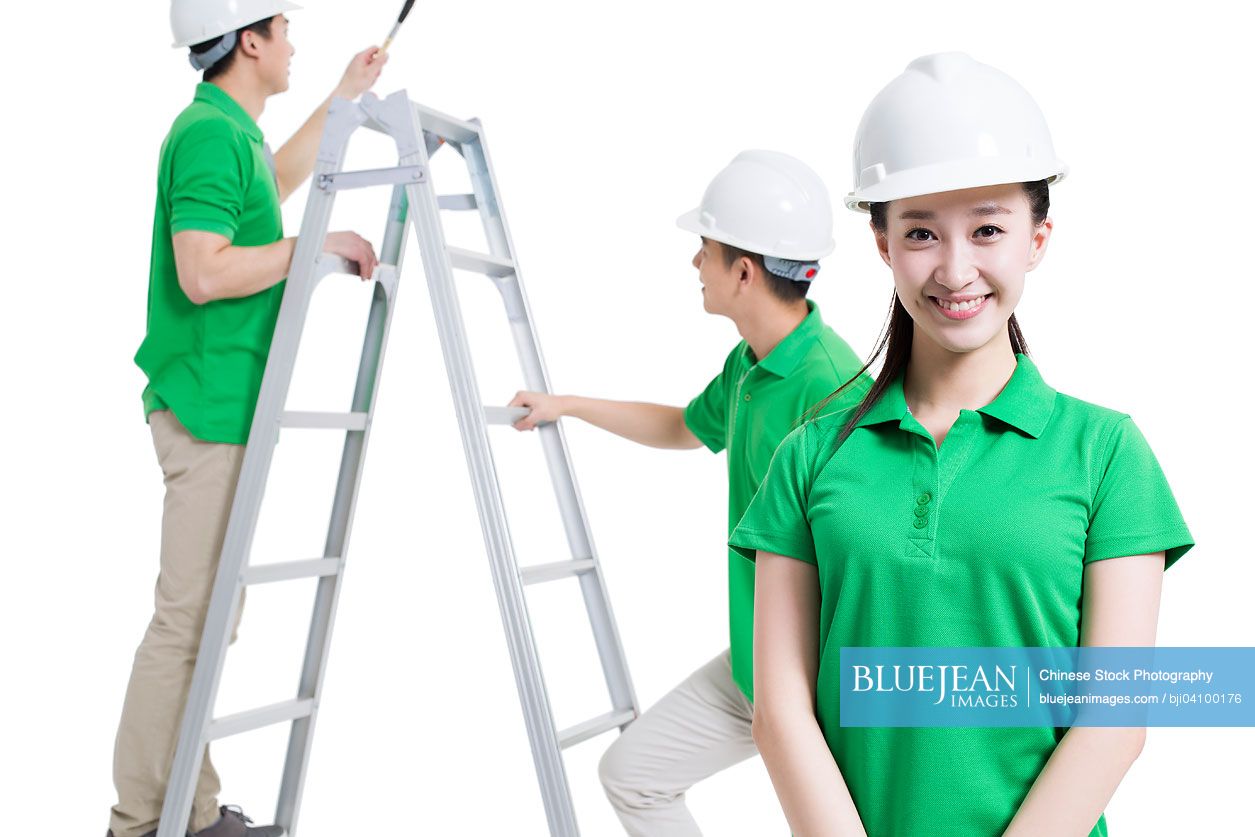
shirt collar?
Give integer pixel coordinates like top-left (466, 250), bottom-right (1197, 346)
top-left (853, 352), bottom-right (1057, 439)
top-left (194, 82), bottom-right (264, 142)
top-left (749, 300), bottom-right (826, 378)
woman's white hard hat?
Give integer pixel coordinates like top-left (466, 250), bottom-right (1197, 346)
top-left (171, 0), bottom-right (301, 49)
top-left (846, 52), bottom-right (1068, 213)
top-left (677, 150), bottom-right (836, 261)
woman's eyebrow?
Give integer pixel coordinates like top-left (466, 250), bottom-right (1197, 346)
top-left (898, 204), bottom-right (1014, 221)
top-left (971, 203), bottom-right (1014, 217)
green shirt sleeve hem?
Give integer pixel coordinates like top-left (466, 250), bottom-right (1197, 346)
top-left (1083, 528), bottom-right (1195, 570)
top-left (683, 400), bottom-right (726, 454)
top-left (729, 527), bottom-right (817, 565)
top-left (170, 217), bottom-right (237, 240)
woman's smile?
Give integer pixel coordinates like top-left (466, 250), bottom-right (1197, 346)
top-left (928, 292), bottom-right (993, 321)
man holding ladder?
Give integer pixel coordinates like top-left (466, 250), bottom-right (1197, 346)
top-left (511, 151), bottom-right (872, 834)
top-left (110, 2), bottom-right (385, 835)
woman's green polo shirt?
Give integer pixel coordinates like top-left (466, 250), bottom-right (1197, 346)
top-left (730, 353), bottom-right (1193, 836)
top-left (684, 300), bottom-right (871, 702)
top-left (134, 82), bottom-right (285, 445)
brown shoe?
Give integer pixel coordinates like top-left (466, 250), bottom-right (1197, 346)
top-left (107, 806), bottom-right (282, 837)
top-left (192, 806), bottom-right (284, 837)
top-left (106, 827), bottom-right (170, 837)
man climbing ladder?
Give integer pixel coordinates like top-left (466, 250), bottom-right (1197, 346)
top-left (109, 2), bottom-right (386, 835)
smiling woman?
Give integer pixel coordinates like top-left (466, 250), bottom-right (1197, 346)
top-left (877, 182), bottom-right (1047, 366)
top-left (732, 52), bottom-right (1194, 837)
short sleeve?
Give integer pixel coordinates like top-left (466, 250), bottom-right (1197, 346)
top-left (1085, 416), bottom-right (1194, 569)
top-left (729, 423), bottom-right (817, 565)
top-left (169, 122), bottom-right (248, 240)
top-left (684, 368), bottom-right (728, 454)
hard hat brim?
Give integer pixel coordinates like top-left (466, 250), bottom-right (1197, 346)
top-left (846, 157), bottom-right (1068, 213)
top-left (172, 1), bottom-right (302, 48)
top-left (676, 207), bottom-right (835, 261)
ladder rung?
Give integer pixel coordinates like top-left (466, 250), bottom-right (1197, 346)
top-left (243, 558), bottom-right (343, 586)
top-left (208, 698), bottom-right (315, 741)
top-left (438, 193), bottom-right (478, 211)
top-left (557, 709), bottom-right (637, 750)
top-left (447, 246), bottom-right (515, 278)
top-left (280, 411), bottom-right (369, 431)
top-left (315, 254), bottom-right (354, 278)
top-left (520, 559), bottom-right (596, 586)
top-left (315, 256), bottom-right (397, 288)
top-left (484, 406), bottom-right (531, 425)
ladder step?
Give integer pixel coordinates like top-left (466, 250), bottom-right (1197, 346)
top-left (243, 558), bottom-right (343, 586)
top-left (438, 193), bottom-right (478, 211)
top-left (484, 406), bottom-right (531, 425)
top-left (315, 255), bottom-right (398, 282)
top-left (447, 246), bottom-right (515, 278)
top-left (280, 411), bottom-right (369, 431)
top-left (315, 254), bottom-right (354, 279)
top-left (557, 709), bottom-right (637, 750)
top-left (208, 698), bottom-right (316, 741)
top-left (520, 559), bottom-right (596, 586)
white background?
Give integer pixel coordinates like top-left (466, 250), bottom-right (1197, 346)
top-left (2, 1), bottom-right (1252, 834)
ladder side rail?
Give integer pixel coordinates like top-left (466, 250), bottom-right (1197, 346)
top-left (462, 134), bottom-right (640, 723)
top-left (275, 179), bottom-right (413, 833)
top-left (156, 97), bottom-right (367, 837)
top-left (404, 107), bottom-right (580, 837)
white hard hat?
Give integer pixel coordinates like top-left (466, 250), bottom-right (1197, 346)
top-left (846, 52), bottom-right (1068, 213)
top-left (171, 0), bottom-right (301, 48)
top-left (677, 150), bottom-right (835, 262)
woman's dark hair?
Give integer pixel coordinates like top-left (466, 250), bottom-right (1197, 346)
top-left (192, 16), bottom-right (275, 83)
top-left (717, 241), bottom-right (811, 303)
top-left (808, 179), bottom-right (1050, 440)
top-left (868, 179), bottom-right (1050, 234)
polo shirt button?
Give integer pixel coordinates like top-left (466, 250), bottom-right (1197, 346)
top-left (916, 492), bottom-right (931, 505)
top-left (913, 518), bottom-right (928, 529)
top-left (744, 394), bottom-right (752, 401)
top-left (913, 506), bottom-right (929, 518)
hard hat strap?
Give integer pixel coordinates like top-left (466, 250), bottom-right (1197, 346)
top-left (188, 30), bottom-right (237, 71)
top-left (763, 256), bottom-right (820, 283)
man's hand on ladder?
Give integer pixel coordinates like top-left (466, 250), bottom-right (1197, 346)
top-left (325, 230), bottom-right (380, 281)
top-left (508, 391), bottom-right (559, 430)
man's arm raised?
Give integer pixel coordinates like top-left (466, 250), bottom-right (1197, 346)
top-left (272, 47), bottom-right (388, 203)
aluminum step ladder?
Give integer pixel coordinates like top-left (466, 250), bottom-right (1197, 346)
top-left (158, 89), bottom-right (639, 837)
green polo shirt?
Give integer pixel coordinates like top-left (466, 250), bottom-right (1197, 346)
top-left (730, 352), bottom-right (1193, 836)
top-left (684, 300), bottom-right (871, 702)
top-left (134, 82), bottom-right (285, 445)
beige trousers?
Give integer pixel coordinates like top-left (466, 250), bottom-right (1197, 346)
top-left (598, 649), bottom-right (758, 836)
top-left (109, 410), bottom-right (247, 837)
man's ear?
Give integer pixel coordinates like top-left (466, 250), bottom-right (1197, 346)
top-left (1026, 216), bottom-right (1054, 273)
top-left (239, 30), bottom-right (263, 59)
top-left (728, 256), bottom-right (754, 292)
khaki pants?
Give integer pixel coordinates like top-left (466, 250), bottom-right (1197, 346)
top-left (109, 410), bottom-right (247, 837)
top-left (598, 649), bottom-right (758, 836)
